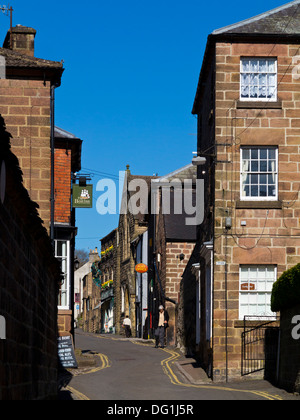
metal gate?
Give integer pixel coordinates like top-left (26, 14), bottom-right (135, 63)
top-left (241, 316), bottom-right (280, 378)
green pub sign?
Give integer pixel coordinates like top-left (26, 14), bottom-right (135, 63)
top-left (72, 184), bottom-right (93, 208)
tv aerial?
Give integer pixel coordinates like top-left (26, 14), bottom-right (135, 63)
top-left (0, 4), bottom-right (13, 48)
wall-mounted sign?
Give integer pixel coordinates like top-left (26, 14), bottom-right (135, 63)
top-left (72, 184), bottom-right (93, 208)
top-left (135, 263), bottom-right (148, 274)
top-left (0, 161), bottom-right (6, 205)
top-left (241, 283), bottom-right (256, 291)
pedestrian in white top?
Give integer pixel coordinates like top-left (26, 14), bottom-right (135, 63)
top-left (123, 315), bottom-right (132, 338)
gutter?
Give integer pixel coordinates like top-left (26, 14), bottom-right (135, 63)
top-left (50, 84), bottom-right (55, 245)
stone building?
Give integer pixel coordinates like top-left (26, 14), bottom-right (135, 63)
top-left (115, 167), bottom-right (156, 336)
top-left (99, 229), bottom-right (118, 334)
top-left (74, 256), bottom-right (92, 323)
top-left (0, 115), bottom-right (61, 399)
top-left (0, 26), bottom-right (83, 338)
top-left (0, 25), bottom-right (63, 231)
top-left (191, 0), bottom-right (300, 381)
top-left (54, 127), bottom-right (82, 337)
top-left (149, 164), bottom-right (197, 347)
top-left (82, 249), bottom-right (101, 333)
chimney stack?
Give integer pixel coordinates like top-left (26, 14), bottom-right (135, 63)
top-left (89, 248), bottom-right (100, 263)
top-left (3, 25), bottom-right (36, 57)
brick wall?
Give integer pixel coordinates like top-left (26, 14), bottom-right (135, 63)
top-left (164, 243), bottom-right (195, 346)
top-left (0, 119), bottom-right (60, 399)
top-left (54, 147), bottom-right (71, 224)
top-left (212, 41), bottom-right (300, 380)
top-left (0, 79), bottom-right (52, 230)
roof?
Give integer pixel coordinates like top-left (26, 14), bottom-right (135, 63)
top-left (156, 164), bottom-right (197, 242)
top-left (0, 47), bottom-right (63, 69)
top-left (154, 163), bottom-right (197, 183)
top-left (192, 0), bottom-right (300, 114)
top-left (163, 190), bottom-right (197, 242)
top-left (121, 172), bottom-right (158, 222)
top-left (55, 127), bottom-right (79, 139)
top-left (213, 0), bottom-right (300, 35)
top-left (100, 228), bottom-right (118, 244)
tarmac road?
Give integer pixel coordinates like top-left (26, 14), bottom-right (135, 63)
top-left (61, 329), bottom-right (299, 401)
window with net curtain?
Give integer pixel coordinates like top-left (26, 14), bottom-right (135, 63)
top-left (240, 58), bottom-right (277, 101)
top-left (241, 147), bottom-right (278, 200)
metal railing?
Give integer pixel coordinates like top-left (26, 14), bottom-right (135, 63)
top-left (241, 316), bottom-right (280, 377)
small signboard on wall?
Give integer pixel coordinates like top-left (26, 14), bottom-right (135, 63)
top-left (241, 283), bottom-right (256, 291)
top-left (72, 184), bottom-right (93, 208)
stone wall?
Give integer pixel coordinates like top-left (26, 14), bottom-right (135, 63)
top-left (0, 79), bottom-right (52, 231)
top-left (213, 41), bottom-right (300, 380)
top-left (0, 116), bottom-right (60, 399)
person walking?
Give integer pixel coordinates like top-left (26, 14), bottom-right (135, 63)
top-left (154, 305), bottom-right (169, 349)
top-left (123, 315), bottom-right (132, 338)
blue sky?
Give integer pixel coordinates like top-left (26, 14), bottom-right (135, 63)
top-left (0, 0), bottom-right (288, 252)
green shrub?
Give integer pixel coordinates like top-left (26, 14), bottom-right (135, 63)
top-left (271, 263), bottom-right (300, 312)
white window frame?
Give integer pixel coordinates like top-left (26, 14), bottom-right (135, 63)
top-left (240, 57), bottom-right (278, 102)
top-left (240, 146), bottom-right (278, 201)
top-left (55, 240), bottom-right (71, 310)
top-left (239, 265), bottom-right (277, 320)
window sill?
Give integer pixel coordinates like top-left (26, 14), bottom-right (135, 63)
top-left (237, 100), bottom-right (282, 109)
top-left (236, 200), bottom-right (282, 209)
top-left (234, 320), bottom-right (277, 328)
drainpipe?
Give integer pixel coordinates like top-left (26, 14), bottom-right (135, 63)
top-left (225, 216), bottom-right (232, 383)
top-left (50, 84), bottom-right (55, 245)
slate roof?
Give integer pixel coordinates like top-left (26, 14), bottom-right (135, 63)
top-left (157, 163), bottom-right (197, 183)
top-left (163, 190), bottom-right (197, 242)
top-left (0, 47), bottom-right (63, 69)
top-left (55, 126), bottom-right (79, 139)
top-left (213, 0), bottom-right (300, 35)
top-left (156, 164), bottom-right (197, 242)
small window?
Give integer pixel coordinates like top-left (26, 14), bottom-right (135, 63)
top-left (240, 58), bottom-right (277, 101)
top-left (239, 266), bottom-right (277, 320)
top-left (241, 147), bottom-right (278, 201)
top-left (55, 240), bottom-right (70, 309)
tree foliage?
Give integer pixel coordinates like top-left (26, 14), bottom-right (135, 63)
top-left (271, 263), bottom-right (300, 312)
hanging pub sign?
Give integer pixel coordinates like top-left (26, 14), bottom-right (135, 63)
top-left (135, 263), bottom-right (149, 274)
top-left (72, 184), bottom-right (93, 208)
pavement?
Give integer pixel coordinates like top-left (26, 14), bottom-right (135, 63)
top-left (58, 330), bottom-right (300, 401)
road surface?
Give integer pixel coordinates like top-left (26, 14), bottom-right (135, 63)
top-left (61, 329), bottom-right (298, 401)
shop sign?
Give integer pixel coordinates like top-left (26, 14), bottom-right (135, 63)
top-left (72, 184), bottom-right (93, 208)
top-left (135, 263), bottom-right (148, 274)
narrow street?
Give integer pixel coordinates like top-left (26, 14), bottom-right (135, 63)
top-left (59, 330), bottom-right (299, 401)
